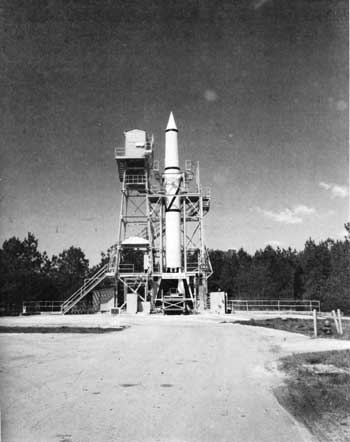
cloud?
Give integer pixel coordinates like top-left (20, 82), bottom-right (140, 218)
top-left (256, 205), bottom-right (315, 224)
top-left (319, 181), bottom-right (331, 190)
top-left (332, 185), bottom-right (349, 198)
top-left (257, 207), bottom-right (302, 224)
top-left (293, 205), bottom-right (315, 215)
top-left (204, 90), bottom-right (218, 102)
top-left (265, 240), bottom-right (282, 248)
top-left (319, 182), bottom-right (349, 198)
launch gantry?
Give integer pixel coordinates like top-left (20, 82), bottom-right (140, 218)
top-left (111, 113), bottom-right (212, 313)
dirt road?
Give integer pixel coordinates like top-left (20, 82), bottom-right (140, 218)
top-left (0, 315), bottom-right (323, 442)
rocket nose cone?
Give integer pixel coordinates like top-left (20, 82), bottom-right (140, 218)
top-left (166, 112), bottom-right (177, 131)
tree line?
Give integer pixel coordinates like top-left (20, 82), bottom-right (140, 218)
top-left (208, 224), bottom-right (350, 313)
top-left (0, 225), bottom-right (349, 313)
top-left (0, 233), bottom-right (90, 312)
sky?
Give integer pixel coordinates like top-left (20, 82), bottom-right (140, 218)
top-left (0, 0), bottom-right (348, 265)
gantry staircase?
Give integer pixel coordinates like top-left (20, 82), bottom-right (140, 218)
top-left (61, 263), bottom-right (115, 314)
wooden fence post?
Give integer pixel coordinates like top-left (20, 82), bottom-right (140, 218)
top-left (332, 310), bottom-right (340, 334)
top-left (313, 309), bottom-right (317, 337)
top-left (337, 309), bottom-right (343, 336)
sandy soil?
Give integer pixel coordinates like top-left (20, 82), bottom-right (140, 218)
top-left (1, 314), bottom-right (349, 442)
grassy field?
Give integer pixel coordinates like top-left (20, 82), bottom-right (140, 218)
top-left (275, 350), bottom-right (350, 442)
top-left (233, 317), bottom-right (350, 340)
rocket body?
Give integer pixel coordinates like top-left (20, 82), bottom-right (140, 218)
top-left (164, 113), bottom-right (182, 271)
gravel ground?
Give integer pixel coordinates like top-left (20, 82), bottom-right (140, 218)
top-left (1, 314), bottom-right (349, 442)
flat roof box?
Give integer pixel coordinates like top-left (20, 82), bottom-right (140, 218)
top-left (124, 129), bottom-right (148, 158)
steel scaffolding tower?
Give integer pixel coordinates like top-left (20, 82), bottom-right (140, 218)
top-left (112, 124), bottom-right (212, 313)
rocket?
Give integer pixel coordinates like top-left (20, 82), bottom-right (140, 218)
top-left (164, 112), bottom-right (182, 272)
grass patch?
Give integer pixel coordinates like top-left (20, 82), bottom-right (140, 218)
top-left (275, 350), bottom-right (350, 441)
top-left (233, 317), bottom-right (350, 339)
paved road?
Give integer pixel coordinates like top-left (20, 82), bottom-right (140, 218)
top-left (0, 315), bottom-right (315, 442)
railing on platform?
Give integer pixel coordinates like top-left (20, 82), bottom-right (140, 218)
top-left (22, 301), bottom-right (64, 314)
top-left (201, 186), bottom-right (211, 199)
top-left (0, 303), bottom-right (22, 316)
top-left (124, 175), bottom-right (146, 185)
top-left (228, 299), bottom-right (321, 313)
top-left (115, 147), bottom-right (125, 156)
top-left (118, 264), bottom-right (135, 273)
top-left (186, 263), bottom-right (199, 272)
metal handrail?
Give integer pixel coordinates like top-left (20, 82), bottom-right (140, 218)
top-left (61, 264), bottom-right (109, 314)
top-left (115, 147), bottom-right (125, 156)
top-left (23, 301), bottom-right (64, 306)
top-left (229, 299), bottom-right (321, 312)
top-left (186, 263), bottom-right (199, 271)
top-left (231, 299), bottom-right (321, 304)
top-left (202, 186), bottom-right (211, 198)
top-left (124, 175), bottom-right (146, 184)
top-left (115, 145), bottom-right (152, 158)
top-left (23, 301), bottom-right (64, 313)
top-left (118, 264), bottom-right (135, 273)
